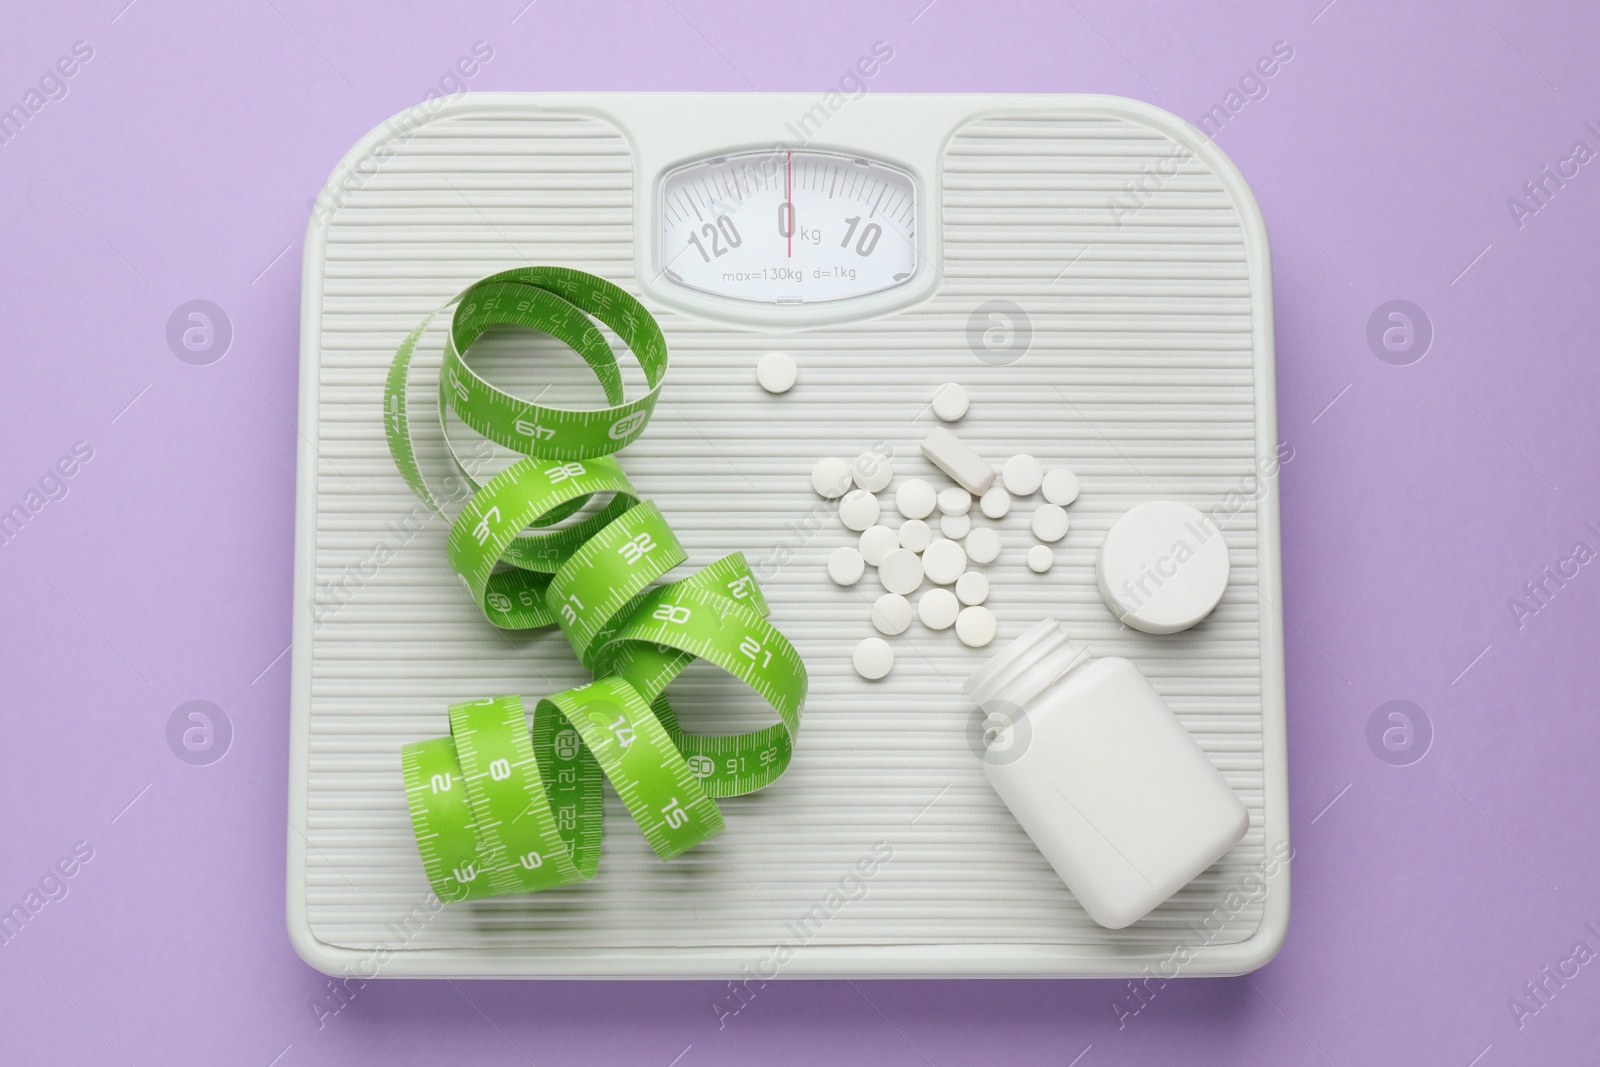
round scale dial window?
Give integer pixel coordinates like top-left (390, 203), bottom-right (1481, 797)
top-left (658, 149), bottom-right (917, 305)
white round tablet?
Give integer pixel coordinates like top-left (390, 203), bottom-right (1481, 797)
top-left (1097, 500), bottom-right (1230, 634)
top-left (1027, 544), bottom-right (1054, 573)
top-left (965, 527), bottom-right (1001, 564)
top-left (878, 549), bottom-right (924, 595)
top-left (931, 382), bottom-right (969, 421)
top-left (898, 519), bottom-right (933, 553)
top-left (853, 451), bottom-right (893, 493)
top-left (955, 570), bottom-right (989, 606)
top-left (922, 538), bottom-right (967, 585)
top-left (1042, 467), bottom-right (1079, 506)
top-left (838, 489), bottom-right (880, 532)
top-left (979, 485), bottom-right (1010, 519)
top-left (918, 587), bottom-right (959, 630)
top-left (858, 525), bottom-right (899, 566)
top-left (756, 351), bottom-right (797, 394)
top-left (1031, 503), bottom-right (1069, 543)
top-left (811, 457), bottom-right (852, 499)
top-left (955, 605), bottom-right (997, 648)
top-left (937, 486), bottom-right (972, 516)
top-left (828, 546), bottom-right (865, 586)
top-left (870, 593), bottom-right (913, 636)
top-left (1002, 454), bottom-right (1043, 496)
top-left (940, 512), bottom-right (971, 540)
top-left (896, 478), bottom-right (937, 520)
top-left (853, 637), bottom-right (894, 680)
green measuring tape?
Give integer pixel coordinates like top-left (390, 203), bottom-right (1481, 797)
top-left (385, 266), bottom-right (807, 902)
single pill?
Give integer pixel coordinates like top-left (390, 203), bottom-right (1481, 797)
top-left (938, 486), bottom-right (972, 516)
top-left (812, 457), bottom-right (853, 499)
top-left (979, 485), bottom-right (1011, 519)
top-left (858, 525), bottom-right (899, 566)
top-left (931, 382), bottom-right (970, 421)
top-left (898, 519), bottom-right (933, 553)
top-left (966, 527), bottom-right (1001, 564)
top-left (955, 570), bottom-right (989, 606)
top-left (1027, 544), bottom-right (1054, 573)
top-left (1031, 503), bottom-right (1070, 543)
top-left (853, 451), bottom-right (893, 493)
top-left (896, 478), bottom-right (937, 519)
top-left (1003, 454), bottom-right (1043, 496)
top-left (955, 605), bottom-right (998, 648)
top-left (871, 593), bottom-right (913, 636)
top-left (940, 512), bottom-right (971, 540)
top-left (1042, 467), bottom-right (1080, 506)
top-left (828, 546), bottom-right (865, 586)
top-left (756, 351), bottom-right (797, 393)
top-left (838, 489), bottom-right (880, 532)
top-left (1097, 500), bottom-right (1230, 634)
top-left (853, 637), bottom-right (894, 680)
top-left (922, 538), bottom-right (968, 585)
top-left (918, 587), bottom-right (960, 630)
top-left (878, 549), bottom-right (924, 595)
top-left (920, 426), bottom-right (995, 494)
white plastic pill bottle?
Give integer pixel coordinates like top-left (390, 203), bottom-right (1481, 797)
top-left (964, 619), bottom-right (1249, 929)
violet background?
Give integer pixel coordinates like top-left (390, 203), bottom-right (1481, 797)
top-left (3, 1), bottom-right (1599, 1064)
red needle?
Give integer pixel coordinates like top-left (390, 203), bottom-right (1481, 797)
top-left (786, 151), bottom-right (792, 258)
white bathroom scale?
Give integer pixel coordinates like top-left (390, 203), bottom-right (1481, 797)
top-left (287, 92), bottom-right (1289, 978)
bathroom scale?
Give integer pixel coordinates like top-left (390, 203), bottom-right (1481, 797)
top-left (287, 92), bottom-right (1289, 978)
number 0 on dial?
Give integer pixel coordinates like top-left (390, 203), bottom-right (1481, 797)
top-left (657, 149), bottom-right (918, 305)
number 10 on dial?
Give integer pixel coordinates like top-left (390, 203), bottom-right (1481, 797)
top-left (658, 149), bottom-right (918, 305)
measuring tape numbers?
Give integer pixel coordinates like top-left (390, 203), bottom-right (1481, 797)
top-left (382, 266), bottom-right (806, 903)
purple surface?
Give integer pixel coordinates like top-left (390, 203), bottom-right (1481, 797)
top-left (2, 0), bottom-right (1598, 1063)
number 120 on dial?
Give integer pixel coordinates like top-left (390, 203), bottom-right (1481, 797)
top-left (658, 149), bottom-right (918, 305)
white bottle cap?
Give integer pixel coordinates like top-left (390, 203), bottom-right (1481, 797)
top-left (1096, 501), bottom-right (1230, 634)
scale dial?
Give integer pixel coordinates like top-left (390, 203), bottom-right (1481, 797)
top-left (658, 149), bottom-right (917, 305)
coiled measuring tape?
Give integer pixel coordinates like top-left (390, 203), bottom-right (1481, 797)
top-left (384, 266), bottom-right (806, 901)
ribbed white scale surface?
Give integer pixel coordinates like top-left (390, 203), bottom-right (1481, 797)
top-left (306, 110), bottom-right (1268, 957)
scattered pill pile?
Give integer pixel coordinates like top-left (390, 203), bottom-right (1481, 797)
top-left (760, 356), bottom-right (1228, 707)
top-left (805, 384), bottom-right (1081, 680)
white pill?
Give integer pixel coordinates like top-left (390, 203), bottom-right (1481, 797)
top-left (922, 538), bottom-right (967, 585)
top-left (938, 486), bottom-right (972, 515)
top-left (898, 519), bottom-right (933, 553)
top-left (853, 637), bottom-right (894, 680)
top-left (920, 427), bottom-right (995, 495)
top-left (871, 593), bottom-right (913, 636)
top-left (853, 450), bottom-right (893, 493)
top-left (828, 546), bottom-right (865, 586)
top-left (812, 457), bottom-right (853, 499)
top-left (1042, 467), bottom-right (1080, 506)
top-left (940, 512), bottom-right (971, 540)
top-left (896, 478), bottom-right (937, 519)
top-left (965, 527), bottom-right (1001, 564)
top-left (756, 351), bottom-right (797, 394)
top-left (1027, 544), bottom-right (1054, 573)
top-left (931, 382), bottom-right (969, 422)
top-left (979, 485), bottom-right (1011, 519)
top-left (858, 525), bottom-right (899, 566)
top-left (878, 549), bottom-right (924, 595)
top-left (918, 587), bottom-right (960, 630)
top-left (955, 570), bottom-right (989, 606)
top-left (955, 605), bottom-right (998, 648)
top-left (1097, 500), bottom-right (1230, 634)
top-left (1002, 454), bottom-right (1043, 496)
top-left (1031, 503), bottom-right (1069, 543)
top-left (838, 489), bottom-right (880, 532)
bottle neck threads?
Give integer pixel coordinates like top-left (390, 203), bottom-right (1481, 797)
top-left (963, 618), bottom-right (1091, 713)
